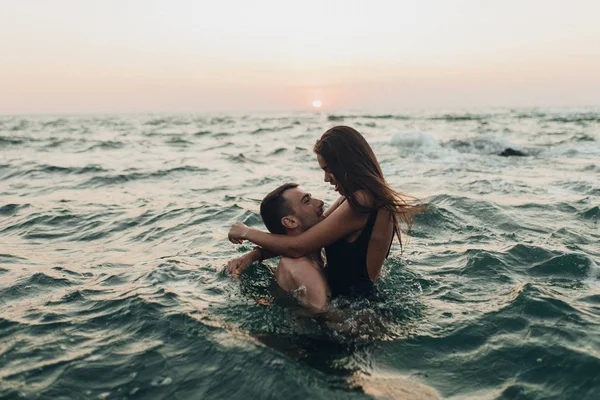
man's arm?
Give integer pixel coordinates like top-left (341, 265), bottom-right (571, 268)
top-left (276, 258), bottom-right (329, 313)
top-left (226, 247), bottom-right (278, 274)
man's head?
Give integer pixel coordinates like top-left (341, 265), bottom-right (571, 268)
top-left (260, 183), bottom-right (324, 235)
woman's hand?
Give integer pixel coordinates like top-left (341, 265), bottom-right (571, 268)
top-left (228, 222), bottom-right (250, 244)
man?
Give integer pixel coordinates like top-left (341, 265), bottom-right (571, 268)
top-left (227, 183), bottom-right (329, 313)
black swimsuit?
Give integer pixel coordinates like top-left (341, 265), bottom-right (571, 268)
top-left (324, 204), bottom-right (380, 298)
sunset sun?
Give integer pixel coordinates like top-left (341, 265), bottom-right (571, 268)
top-left (312, 100), bottom-right (322, 108)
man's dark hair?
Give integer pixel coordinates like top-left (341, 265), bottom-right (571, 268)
top-left (260, 182), bottom-right (298, 234)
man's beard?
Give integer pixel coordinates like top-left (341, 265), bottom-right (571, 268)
top-left (298, 215), bottom-right (319, 231)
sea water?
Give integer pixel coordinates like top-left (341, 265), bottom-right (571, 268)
top-left (1, 108), bottom-right (599, 399)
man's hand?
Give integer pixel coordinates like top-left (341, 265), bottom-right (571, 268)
top-left (226, 251), bottom-right (257, 275)
top-left (228, 222), bottom-right (249, 244)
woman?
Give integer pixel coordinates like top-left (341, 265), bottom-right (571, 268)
top-left (228, 126), bottom-right (422, 297)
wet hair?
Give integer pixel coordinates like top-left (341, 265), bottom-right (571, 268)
top-left (314, 125), bottom-right (424, 246)
top-left (260, 182), bottom-right (298, 234)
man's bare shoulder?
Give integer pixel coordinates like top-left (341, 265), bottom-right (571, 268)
top-left (275, 256), bottom-right (313, 293)
top-left (279, 255), bottom-right (314, 266)
top-left (277, 256), bottom-right (312, 275)
top-left (277, 256), bottom-right (329, 313)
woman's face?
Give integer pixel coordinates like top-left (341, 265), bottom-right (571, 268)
top-left (317, 154), bottom-right (345, 195)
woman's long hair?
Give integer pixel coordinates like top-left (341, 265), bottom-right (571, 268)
top-left (314, 125), bottom-right (424, 247)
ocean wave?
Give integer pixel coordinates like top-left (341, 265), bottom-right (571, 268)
top-left (581, 164), bottom-right (600, 172)
top-left (580, 206), bottom-right (599, 220)
top-left (41, 118), bottom-right (69, 128)
top-left (145, 118), bottom-right (169, 126)
top-left (83, 141), bottom-right (125, 151)
top-left (390, 131), bottom-right (532, 159)
top-left (267, 147), bottom-right (287, 155)
top-left (578, 294), bottom-right (600, 304)
top-left (426, 194), bottom-right (518, 231)
top-left (556, 180), bottom-right (600, 196)
top-left (42, 138), bottom-right (76, 149)
top-left (571, 134), bottom-right (597, 142)
top-left (0, 203), bottom-right (30, 216)
top-left (0, 136), bottom-right (27, 145)
top-left (529, 254), bottom-right (596, 278)
top-left (328, 114), bottom-right (410, 121)
top-left (79, 166), bottom-right (212, 187)
top-left (209, 117), bottom-right (235, 125)
top-left (226, 153), bottom-right (263, 164)
top-left (389, 131), bottom-right (464, 162)
top-left (0, 272), bottom-right (74, 301)
top-left (429, 113), bottom-right (491, 122)
top-left (444, 136), bottom-right (520, 155)
top-left (507, 283), bottom-right (587, 322)
top-left (165, 137), bottom-right (193, 146)
top-left (213, 131), bottom-right (235, 138)
top-left (545, 113), bottom-right (600, 123)
top-left (413, 204), bottom-right (462, 231)
top-left (459, 249), bottom-right (513, 282)
top-left (505, 244), bottom-right (559, 265)
top-left (1, 212), bottom-right (80, 235)
top-left (514, 111), bottom-right (547, 119)
top-left (391, 131), bottom-right (440, 150)
top-left (8, 120), bottom-right (31, 131)
top-left (142, 130), bottom-right (188, 138)
top-left (1, 164), bottom-right (109, 180)
top-left (250, 126), bottom-right (294, 134)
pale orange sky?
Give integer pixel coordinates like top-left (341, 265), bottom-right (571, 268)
top-left (1, 0), bottom-right (599, 113)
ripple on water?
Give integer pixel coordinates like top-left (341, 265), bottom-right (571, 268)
top-left (1, 210), bottom-right (119, 242)
top-left (2, 164), bottom-right (109, 180)
top-left (225, 153), bottom-right (264, 164)
top-left (528, 253), bottom-right (596, 278)
top-left (82, 141), bottom-right (125, 151)
top-left (78, 166), bottom-right (212, 188)
top-left (0, 203), bottom-right (30, 216)
top-left (580, 206), bottom-right (600, 220)
top-left (165, 137), bottom-right (193, 147)
top-left (502, 244), bottom-right (561, 273)
top-left (0, 136), bottom-right (27, 145)
top-left (503, 282), bottom-right (586, 321)
top-left (459, 249), bottom-right (513, 283)
top-left (268, 147), bottom-right (288, 156)
top-left (0, 272), bottom-right (74, 301)
top-left (376, 277), bottom-right (599, 398)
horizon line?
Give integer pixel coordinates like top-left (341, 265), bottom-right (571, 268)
top-left (2, 103), bottom-right (600, 118)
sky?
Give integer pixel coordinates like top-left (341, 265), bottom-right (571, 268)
top-left (1, 0), bottom-right (599, 113)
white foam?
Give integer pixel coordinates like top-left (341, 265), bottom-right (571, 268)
top-left (391, 131), bottom-right (440, 150)
top-left (584, 258), bottom-right (600, 286)
top-left (390, 131), bottom-right (462, 163)
top-left (390, 131), bottom-right (529, 163)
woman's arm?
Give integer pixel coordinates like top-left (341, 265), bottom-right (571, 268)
top-left (322, 196), bottom-right (345, 218)
top-left (226, 195), bottom-right (344, 270)
top-left (229, 198), bottom-right (369, 258)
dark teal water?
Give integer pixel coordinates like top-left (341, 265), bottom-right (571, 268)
top-left (1, 109), bottom-right (599, 399)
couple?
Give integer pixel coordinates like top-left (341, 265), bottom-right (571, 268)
top-left (227, 126), bottom-right (421, 313)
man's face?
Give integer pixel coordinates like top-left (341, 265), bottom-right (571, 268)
top-left (282, 187), bottom-right (325, 231)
